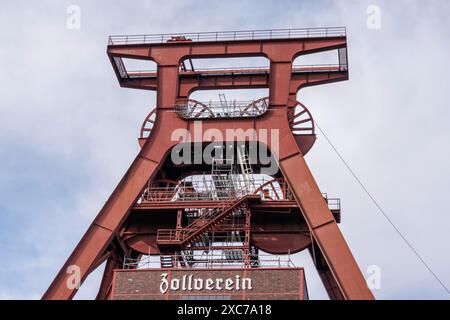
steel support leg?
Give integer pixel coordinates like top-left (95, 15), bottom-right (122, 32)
top-left (279, 152), bottom-right (374, 300)
top-left (43, 144), bottom-right (166, 300)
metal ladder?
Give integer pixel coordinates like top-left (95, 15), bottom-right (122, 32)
top-left (218, 93), bottom-right (232, 116)
top-left (236, 144), bottom-right (255, 193)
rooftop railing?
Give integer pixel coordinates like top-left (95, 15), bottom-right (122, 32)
top-left (124, 64), bottom-right (347, 79)
top-left (108, 27), bottom-right (346, 45)
top-left (139, 176), bottom-right (284, 203)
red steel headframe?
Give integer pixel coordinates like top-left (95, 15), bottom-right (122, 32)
top-left (43, 27), bottom-right (374, 300)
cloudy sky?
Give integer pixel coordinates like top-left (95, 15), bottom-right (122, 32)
top-left (0, 0), bottom-right (449, 300)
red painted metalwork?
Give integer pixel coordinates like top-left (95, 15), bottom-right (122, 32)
top-left (43, 27), bottom-right (374, 300)
top-left (140, 108), bottom-right (156, 138)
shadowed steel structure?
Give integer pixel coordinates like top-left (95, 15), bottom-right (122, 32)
top-left (43, 27), bottom-right (374, 300)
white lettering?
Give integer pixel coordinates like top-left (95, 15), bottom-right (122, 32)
top-left (181, 275), bottom-right (187, 290)
top-left (225, 278), bottom-right (233, 290)
top-left (187, 275), bottom-right (193, 291)
top-left (194, 278), bottom-right (203, 290)
top-left (216, 278), bottom-right (223, 290)
top-left (205, 278), bottom-right (214, 290)
top-left (160, 273), bottom-right (252, 293)
top-left (171, 278), bottom-right (180, 291)
top-left (160, 273), bottom-right (169, 294)
top-left (242, 277), bottom-right (252, 290)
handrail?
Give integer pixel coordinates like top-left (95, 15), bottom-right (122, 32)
top-left (113, 56), bottom-right (128, 78)
top-left (157, 197), bottom-right (247, 245)
top-left (123, 252), bottom-right (296, 269)
top-left (140, 177), bottom-right (293, 203)
top-left (124, 64), bottom-right (346, 79)
top-left (108, 27), bottom-right (346, 45)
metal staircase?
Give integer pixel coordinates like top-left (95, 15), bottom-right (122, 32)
top-left (191, 234), bottom-right (211, 249)
top-left (156, 195), bottom-right (257, 247)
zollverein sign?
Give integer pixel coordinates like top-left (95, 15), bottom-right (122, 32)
top-left (113, 268), bottom-right (308, 300)
top-left (159, 272), bottom-right (252, 293)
